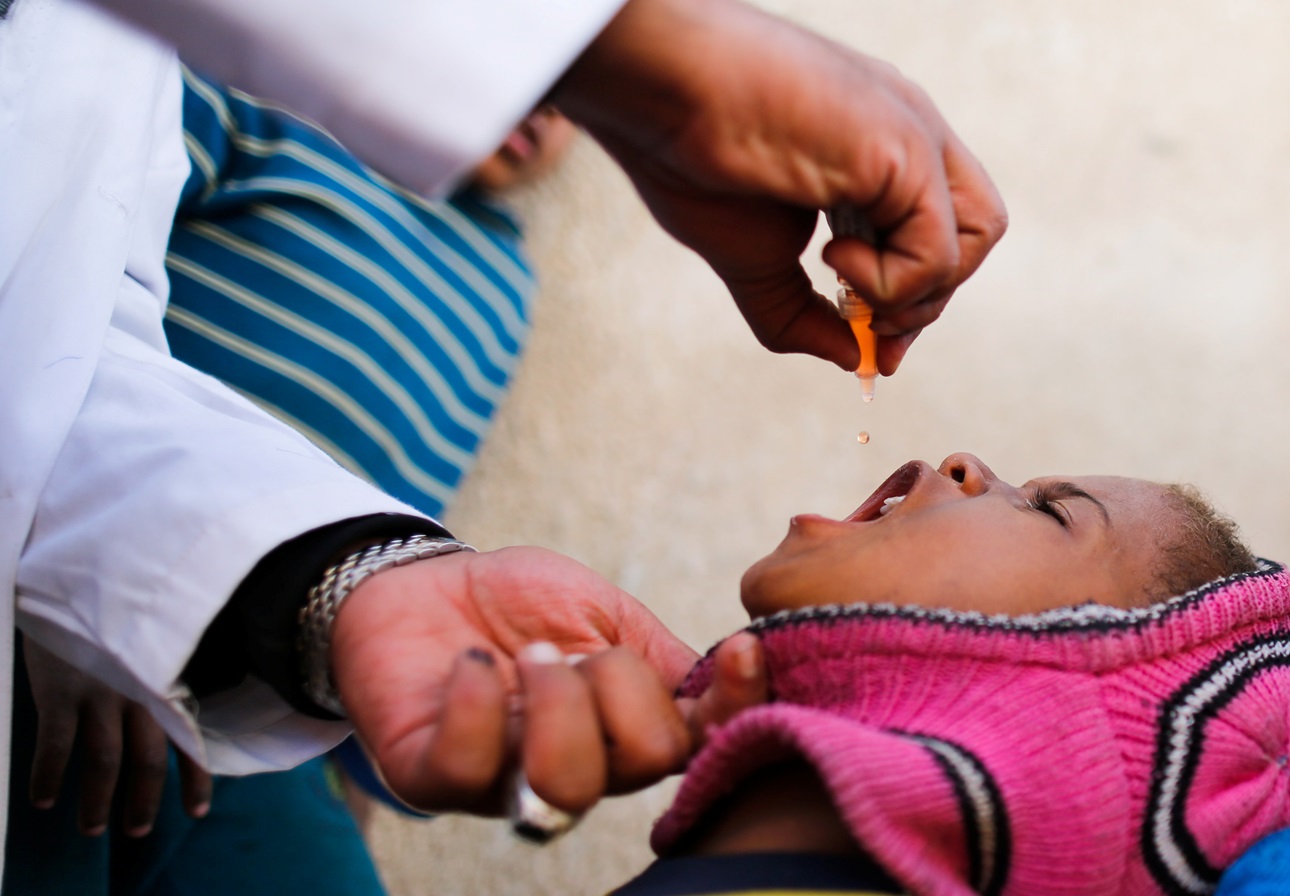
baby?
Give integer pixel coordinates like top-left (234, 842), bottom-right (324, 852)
top-left (617, 452), bottom-right (1289, 896)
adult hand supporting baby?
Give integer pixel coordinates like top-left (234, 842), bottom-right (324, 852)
top-left (329, 546), bottom-right (767, 816)
top-left (553, 0), bottom-right (1008, 374)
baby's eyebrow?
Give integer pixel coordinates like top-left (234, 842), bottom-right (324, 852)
top-left (1046, 481), bottom-right (1110, 524)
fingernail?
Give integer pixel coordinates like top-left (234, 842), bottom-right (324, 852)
top-left (83, 823), bottom-right (107, 838)
top-left (190, 801), bottom-right (210, 819)
top-left (519, 642), bottom-right (563, 664)
top-left (31, 797), bottom-right (54, 810)
top-left (465, 647), bottom-right (496, 667)
top-left (125, 822), bottom-right (153, 838)
top-left (564, 653), bottom-right (587, 666)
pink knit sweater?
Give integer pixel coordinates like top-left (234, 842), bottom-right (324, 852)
top-left (655, 562), bottom-right (1290, 896)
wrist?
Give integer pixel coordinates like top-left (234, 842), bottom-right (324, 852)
top-left (551, 0), bottom-right (711, 147)
top-left (183, 514), bottom-right (450, 715)
top-left (299, 535), bottom-right (477, 717)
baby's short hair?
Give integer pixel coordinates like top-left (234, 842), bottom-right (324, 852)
top-left (1150, 483), bottom-right (1258, 601)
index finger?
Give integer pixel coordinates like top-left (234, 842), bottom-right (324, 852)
top-left (372, 648), bottom-right (509, 813)
top-left (575, 648), bottom-right (690, 794)
top-left (941, 129), bottom-right (1009, 289)
top-left (119, 702), bottom-right (171, 837)
top-left (867, 136), bottom-right (1007, 362)
top-left (823, 142), bottom-right (960, 312)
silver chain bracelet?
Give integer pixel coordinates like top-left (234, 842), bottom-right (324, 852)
top-left (298, 533), bottom-right (476, 716)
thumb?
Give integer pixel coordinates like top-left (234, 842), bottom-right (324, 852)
top-left (728, 268), bottom-right (861, 372)
top-left (612, 600), bottom-right (700, 691)
top-left (678, 633), bottom-right (768, 748)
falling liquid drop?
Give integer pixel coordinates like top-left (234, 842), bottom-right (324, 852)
top-left (857, 431), bottom-right (870, 444)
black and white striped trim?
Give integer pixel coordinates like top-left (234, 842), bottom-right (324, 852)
top-left (1143, 633), bottom-right (1290, 895)
top-left (903, 733), bottom-right (1011, 896)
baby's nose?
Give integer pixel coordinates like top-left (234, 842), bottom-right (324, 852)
top-left (937, 452), bottom-right (994, 495)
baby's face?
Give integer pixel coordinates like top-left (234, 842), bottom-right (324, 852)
top-left (741, 452), bottom-right (1180, 618)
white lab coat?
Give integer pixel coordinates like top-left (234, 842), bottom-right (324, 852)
top-left (0, 0), bottom-right (621, 875)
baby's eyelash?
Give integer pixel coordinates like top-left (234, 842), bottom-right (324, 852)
top-left (1027, 486), bottom-right (1071, 528)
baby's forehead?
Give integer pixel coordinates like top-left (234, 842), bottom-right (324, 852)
top-left (1019, 473), bottom-right (1173, 530)
top-left (1035, 474), bottom-right (1172, 514)
top-left (1078, 476), bottom-right (1182, 536)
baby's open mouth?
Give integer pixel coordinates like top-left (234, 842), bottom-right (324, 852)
top-left (846, 461), bottom-right (923, 522)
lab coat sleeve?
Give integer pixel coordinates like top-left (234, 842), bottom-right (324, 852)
top-left (16, 298), bottom-right (431, 775)
top-left (7, 2), bottom-right (436, 773)
top-left (90, 0), bottom-right (627, 196)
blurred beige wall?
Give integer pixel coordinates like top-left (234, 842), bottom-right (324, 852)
top-left (366, 1), bottom-right (1290, 892)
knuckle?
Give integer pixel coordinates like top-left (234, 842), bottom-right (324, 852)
top-left (756, 331), bottom-right (789, 354)
top-left (962, 203), bottom-right (1008, 246)
top-left (909, 302), bottom-right (944, 329)
top-left (746, 317), bottom-right (792, 355)
top-left (901, 249), bottom-right (955, 296)
top-left (871, 58), bottom-right (904, 84)
top-left (988, 207), bottom-right (1010, 240)
top-left (930, 252), bottom-right (958, 284)
top-left (902, 81), bottom-right (936, 117)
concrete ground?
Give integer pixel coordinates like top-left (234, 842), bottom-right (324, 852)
top-left (365, 1), bottom-right (1290, 892)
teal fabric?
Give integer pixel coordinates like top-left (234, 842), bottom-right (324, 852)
top-left (113, 758), bottom-right (380, 896)
top-left (165, 66), bottom-right (535, 519)
top-left (5, 641), bottom-right (382, 896)
top-left (6, 68), bottom-right (536, 893)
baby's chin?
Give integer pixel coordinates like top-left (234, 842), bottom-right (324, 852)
top-left (738, 556), bottom-right (788, 619)
top-left (739, 558), bottom-right (853, 619)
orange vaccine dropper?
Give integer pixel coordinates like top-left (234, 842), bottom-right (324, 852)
top-left (827, 206), bottom-right (879, 403)
top-left (836, 281), bottom-right (878, 402)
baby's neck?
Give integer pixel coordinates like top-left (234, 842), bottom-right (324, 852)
top-left (674, 761), bottom-right (862, 858)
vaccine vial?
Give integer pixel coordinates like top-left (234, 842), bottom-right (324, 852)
top-left (836, 282), bottom-right (877, 403)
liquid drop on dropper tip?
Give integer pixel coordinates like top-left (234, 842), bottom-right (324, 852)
top-left (857, 431), bottom-right (870, 444)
